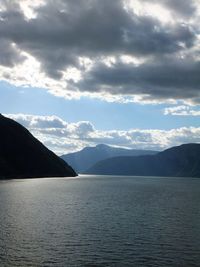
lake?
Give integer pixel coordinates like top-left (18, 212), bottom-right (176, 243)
top-left (0, 175), bottom-right (200, 267)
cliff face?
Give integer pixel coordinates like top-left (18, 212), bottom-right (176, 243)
top-left (0, 115), bottom-right (77, 179)
top-left (85, 143), bottom-right (200, 178)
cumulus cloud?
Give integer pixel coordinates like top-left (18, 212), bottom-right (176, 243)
top-left (4, 113), bottom-right (200, 155)
top-left (0, 0), bottom-right (199, 103)
top-left (164, 105), bottom-right (200, 116)
top-left (6, 113), bottom-right (67, 128)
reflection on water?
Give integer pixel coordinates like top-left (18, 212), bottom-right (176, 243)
top-left (0, 175), bottom-right (200, 267)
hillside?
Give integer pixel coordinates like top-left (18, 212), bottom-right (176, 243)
top-left (61, 144), bottom-right (158, 173)
top-left (0, 114), bottom-right (77, 179)
top-left (85, 143), bottom-right (200, 178)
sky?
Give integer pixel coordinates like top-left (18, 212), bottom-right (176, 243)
top-left (0, 0), bottom-right (200, 155)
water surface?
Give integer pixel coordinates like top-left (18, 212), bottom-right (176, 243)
top-left (0, 175), bottom-right (200, 266)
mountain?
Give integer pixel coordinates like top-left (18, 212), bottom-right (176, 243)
top-left (61, 144), bottom-right (158, 173)
top-left (85, 143), bottom-right (200, 178)
top-left (0, 114), bottom-right (77, 179)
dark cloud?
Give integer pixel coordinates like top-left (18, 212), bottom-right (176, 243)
top-left (0, 0), bottom-right (196, 78)
top-left (0, 0), bottom-right (199, 103)
top-left (0, 39), bottom-right (25, 67)
top-left (74, 57), bottom-right (200, 102)
top-left (163, 0), bottom-right (197, 17)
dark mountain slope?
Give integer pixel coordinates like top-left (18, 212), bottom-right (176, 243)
top-left (61, 144), bottom-right (158, 173)
top-left (85, 143), bottom-right (200, 178)
top-left (0, 114), bottom-right (77, 179)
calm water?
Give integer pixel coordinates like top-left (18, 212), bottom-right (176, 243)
top-left (0, 175), bottom-right (200, 267)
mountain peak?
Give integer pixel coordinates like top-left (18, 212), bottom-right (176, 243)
top-left (96, 144), bottom-right (110, 149)
top-left (61, 144), bottom-right (158, 173)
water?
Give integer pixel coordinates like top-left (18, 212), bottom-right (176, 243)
top-left (0, 175), bottom-right (200, 267)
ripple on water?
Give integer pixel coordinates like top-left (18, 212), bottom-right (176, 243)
top-left (0, 176), bottom-right (200, 267)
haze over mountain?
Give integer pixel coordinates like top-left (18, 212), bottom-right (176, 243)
top-left (0, 114), bottom-right (77, 179)
top-left (61, 144), bottom-right (158, 173)
top-left (85, 143), bottom-right (200, 178)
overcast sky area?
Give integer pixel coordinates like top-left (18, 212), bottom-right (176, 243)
top-left (1, 0), bottom-right (200, 154)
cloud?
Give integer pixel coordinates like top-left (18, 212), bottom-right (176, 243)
top-left (74, 57), bottom-right (200, 103)
top-left (164, 105), bottom-right (200, 116)
top-left (141, 0), bottom-right (197, 18)
top-left (6, 113), bottom-right (67, 128)
top-left (0, 40), bottom-right (25, 67)
top-left (4, 113), bottom-right (200, 155)
top-left (0, 0), bottom-right (199, 104)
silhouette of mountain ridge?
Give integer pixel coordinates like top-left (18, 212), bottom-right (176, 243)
top-left (0, 115), bottom-right (77, 179)
top-left (85, 143), bottom-right (200, 178)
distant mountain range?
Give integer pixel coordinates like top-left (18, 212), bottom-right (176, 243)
top-left (0, 114), bottom-right (77, 179)
top-left (84, 143), bottom-right (200, 178)
top-left (61, 144), bottom-right (158, 173)
top-left (2, 114), bottom-right (199, 179)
